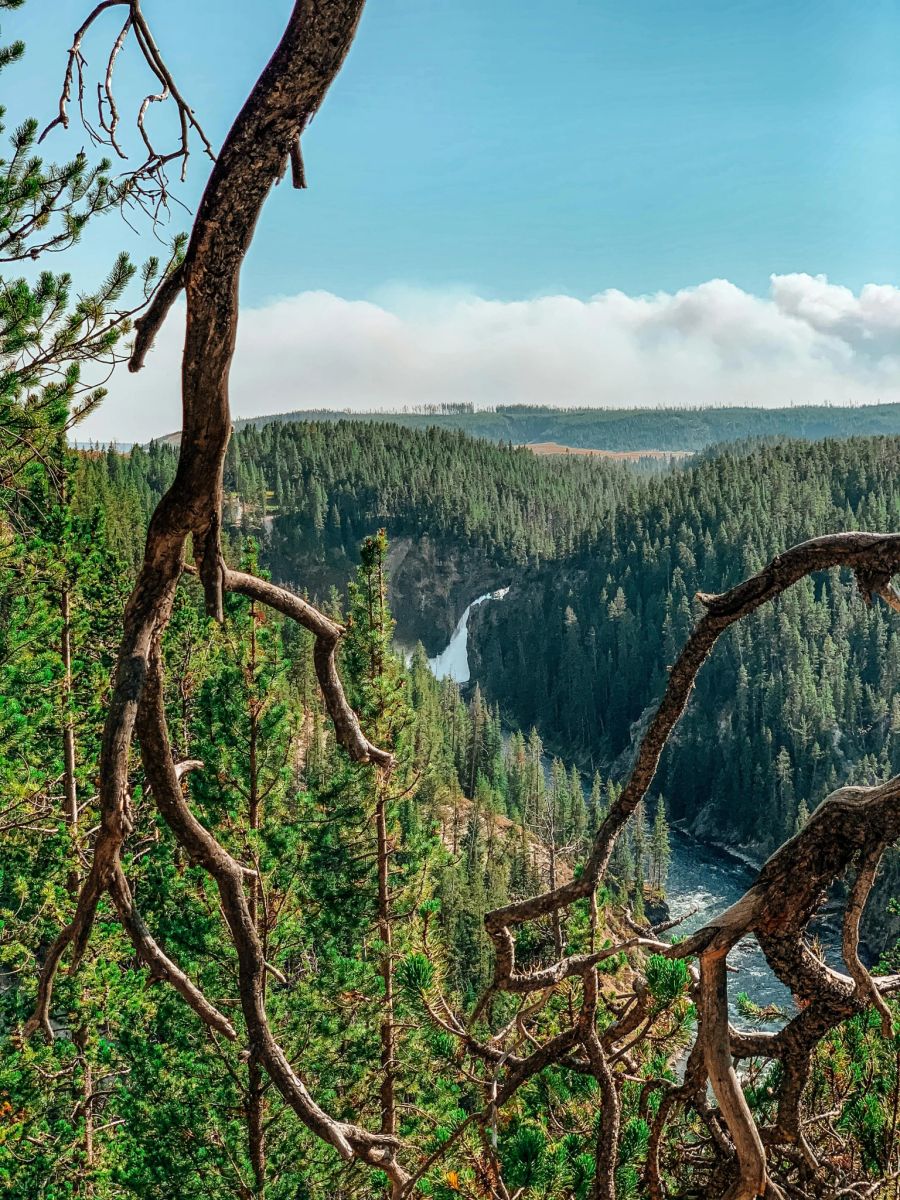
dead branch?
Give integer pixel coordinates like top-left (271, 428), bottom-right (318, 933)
top-left (40, 0), bottom-right (215, 209)
top-left (290, 138), bottom-right (307, 189)
top-left (109, 864), bottom-right (237, 1038)
top-left (223, 569), bottom-right (393, 767)
top-left (843, 845), bottom-right (894, 1038)
top-left (130, 259), bottom-right (186, 372)
top-left (29, 2), bottom-right (900, 1192)
top-left (698, 950), bottom-right (774, 1200)
top-left (469, 533), bottom-right (900, 1196)
top-left (24, 4), bottom-right (415, 1192)
top-left (485, 532), bottom-right (900, 994)
top-left (135, 649), bottom-right (409, 1189)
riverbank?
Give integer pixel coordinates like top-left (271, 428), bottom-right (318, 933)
top-left (417, 589), bottom-right (824, 1029)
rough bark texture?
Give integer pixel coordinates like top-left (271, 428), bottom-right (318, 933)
top-left (25, 4), bottom-right (408, 1193)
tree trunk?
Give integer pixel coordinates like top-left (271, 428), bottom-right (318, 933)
top-left (247, 602), bottom-right (266, 1194)
top-left (548, 836), bottom-right (563, 959)
top-left (376, 787), bottom-right (396, 1136)
top-left (468, 703), bottom-right (480, 797)
top-left (248, 1055), bottom-right (266, 1196)
top-left (73, 1025), bottom-right (94, 1193)
top-left (61, 582), bottom-right (78, 831)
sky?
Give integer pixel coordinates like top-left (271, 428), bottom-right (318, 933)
top-left (9, 1), bottom-right (900, 441)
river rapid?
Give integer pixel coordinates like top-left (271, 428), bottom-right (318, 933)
top-left (425, 589), bottom-right (843, 1030)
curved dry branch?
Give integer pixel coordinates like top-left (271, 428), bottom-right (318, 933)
top-left (108, 864), bottom-right (237, 1039)
top-left (471, 533), bottom-right (900, 1196)
top-left (22, 778), bottom-right (138, 1040)
top-left (134, 648), bottom-right (409, 1190)
top-left (223, 569), bottom-right (393, 767)
top-left (698, 951), bottom-right (774, 1200)
top-left (843, 845), bottom-right (894, 1038)
top-left (23, 3), bottom-right (423, 1193)
top-left (482, 534), bottom-right (900, 1001)
top-left (486, 536), bottom-right (900, 949)
top-left (30, 5), bottom-right (900, 1192)
top-left (40, 1), bottom-right (128, 143)
top-left (97, 14), bottom-right (132, 158)
top-left (21, 806), bottom-right (236, 1042)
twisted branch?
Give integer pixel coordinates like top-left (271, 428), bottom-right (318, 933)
top-left (135, 650), bottom-right (409, 1188)
top-left (224, 569), bottom-right (393, 767)
top-left (843, 844), bottom-right (895, 1038)
top-left (28, 1), bottom-right (900, 1192)
top-left (22, 5), bottom-right (418, 1193)
top-left (482, 534), bottom-right (900, 997)
top-left (469, 533), bottom-right (900, 1196)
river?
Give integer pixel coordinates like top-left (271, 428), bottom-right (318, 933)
top-left (423, 589), bottom-right (841, 1030)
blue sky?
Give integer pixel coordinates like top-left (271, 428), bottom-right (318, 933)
top-left (12, 0), bottom-right (900, 303)
top-left (8, 2), bottom-right (900, 439)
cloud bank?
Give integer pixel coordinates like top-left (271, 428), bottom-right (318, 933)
top-left (88, 273), bottom-right (900, 443)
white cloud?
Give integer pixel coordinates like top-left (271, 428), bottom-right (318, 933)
top-left (84, 273), bottom-right (900, 444)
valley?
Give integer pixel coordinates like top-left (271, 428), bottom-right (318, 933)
top-left (9, 410), bottom-right (900, 1198)
top-left (425, 584), bottom-right (841, 1027)
top-left (97, 421), bottom-right (900, 954)
top-left (7, 2), bottom-right (899, 1191)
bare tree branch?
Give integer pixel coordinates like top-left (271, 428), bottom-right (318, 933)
top-left (108, 864), bottom-right (237, 1039)
top-left (40, 0), bottom-right (215, 211)
top-left (842, 844), bottom-right (894, 1038)
top-left (28, 3), bottom-right (900, 1193)
top-left (224, 568), bottom-right (393, 767)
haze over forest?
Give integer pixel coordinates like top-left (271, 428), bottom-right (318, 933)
top-left (93, 276), bottom-right (900, 443)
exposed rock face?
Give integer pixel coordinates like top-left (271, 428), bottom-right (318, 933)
top-left (383, 536), bottom-right (509, 654)
top-left (642, 894), bottom-right (671, 928)
top-left (270, 531), bottom-right (508, 655)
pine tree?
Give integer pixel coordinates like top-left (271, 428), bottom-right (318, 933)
top-left (650, 796), bottom-right (672, 893)
top-left (569, 763), bottom-right (587, 849)
top-left (343, 529), bottom-right (413, 1136)
top-left (588, 770), bottom-right (605, 835)
top-left (632, 800), bottom-right (647, 893)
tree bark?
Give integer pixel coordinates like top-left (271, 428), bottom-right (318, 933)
top-left (61, 582), bottom-right (78, 832)
top-left (26, 5), bottom-right (408, 1193)
top-left (247, 601), bottom-right (266, 1194)
top-left (376, 787), bottom-right (396, 1136)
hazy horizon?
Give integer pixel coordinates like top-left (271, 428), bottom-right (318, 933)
top-left (12, 5), bottom-right (898, 443)
top-left (82, 274), bottom-right (900, 443)
top-left (75, 396), bottom-right (900, 452)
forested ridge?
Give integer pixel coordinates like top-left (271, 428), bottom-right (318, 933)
top-left (85, 421), bottom-right (639, 649)
top-left (9, 434), bottom-right (900, 1198)
top-left (472, 436), bottom-right (900, 853)
top-left (208, 419), bottom-right (632, 565)
top-left (5, 440), bottom-right (633, 1192)
top-left (88, 426), bottom-right (900, 948)
top-left (229, 402), bottom-right (900, 452)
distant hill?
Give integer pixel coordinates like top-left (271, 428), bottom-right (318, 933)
top-left (217, 403), bottom-right (900, 452)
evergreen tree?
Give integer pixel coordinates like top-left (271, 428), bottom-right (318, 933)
top-left (650, 796), bottom-right (672, 893)
top-left (343, 529), bottom-right (413, 1136)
